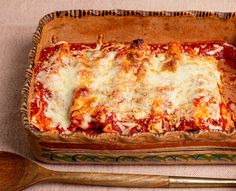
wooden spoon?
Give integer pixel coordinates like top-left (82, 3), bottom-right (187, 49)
top-left (1, 151), bottom-right (236, 191)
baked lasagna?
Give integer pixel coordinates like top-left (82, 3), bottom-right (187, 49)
top-left (30, 38), bottom-right (236, 135)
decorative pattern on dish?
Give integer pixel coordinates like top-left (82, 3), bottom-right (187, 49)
top-left (30, 38), bottom-right (236, 135)
top-left (41, 152), bottom-right (236, 163)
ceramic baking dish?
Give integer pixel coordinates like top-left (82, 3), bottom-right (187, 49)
top-left (21, 10), bottom-right (236, 164)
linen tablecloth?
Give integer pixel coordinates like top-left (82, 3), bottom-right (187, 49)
top-left (0, 0), bottom-right (236, 190)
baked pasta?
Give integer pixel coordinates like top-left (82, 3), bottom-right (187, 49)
top-left (30, 38), bottom-right (236, 135)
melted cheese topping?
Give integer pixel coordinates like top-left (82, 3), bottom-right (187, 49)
top-left (32, 41), bottom-right (233, 134)
top-left (36, 49), bottom-right (81, 129)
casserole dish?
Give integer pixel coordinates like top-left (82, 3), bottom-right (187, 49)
top-left (21, 10), bottom-right (236, 164)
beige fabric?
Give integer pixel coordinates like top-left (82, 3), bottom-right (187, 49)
top-left (0, 0), bottom-right (236, 190)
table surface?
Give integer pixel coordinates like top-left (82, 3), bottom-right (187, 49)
top-left (1, 0), bottom-right (236, 190)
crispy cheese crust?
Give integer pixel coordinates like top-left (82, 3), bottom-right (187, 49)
top-left (30, 40), bottom-right (236, 134)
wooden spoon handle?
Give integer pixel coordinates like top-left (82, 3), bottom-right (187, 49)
top-left (44, 171), bottom-right (236, 188)
top-left (47, 171), bottom-right (170, 188)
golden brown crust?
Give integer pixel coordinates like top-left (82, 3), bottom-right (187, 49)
top-left (37, 13), bottom-right (236, 52)
top-left (25, 128), bottom-right (236, 145)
